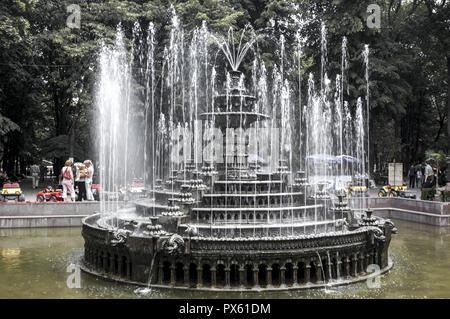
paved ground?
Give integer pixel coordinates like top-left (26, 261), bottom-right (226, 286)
top-left (14, 176), bottom-right (423, 202)
top-left (17, 176), bottom-right (61, 201)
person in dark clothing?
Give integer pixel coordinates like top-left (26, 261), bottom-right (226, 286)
top-left (75, 163), bottom-right (87, 201)
top-left (408, 165), bottom-right (415, 188)
top-left (39, 163), bottom-right (46, 183)
top-left (423, 174), bottom-right (436, 188)
top-left (438, 167), bottom-right (447, 187)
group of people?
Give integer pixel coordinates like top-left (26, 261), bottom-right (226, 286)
top-left (60, 159), bottom-right (94, 202)
top-left (29, 163), bottom-right (55, 189)
top-left (408, 162), bottom-right (448, 189)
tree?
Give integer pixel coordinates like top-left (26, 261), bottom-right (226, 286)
top-left (0, 0), bottom-right (448, 176)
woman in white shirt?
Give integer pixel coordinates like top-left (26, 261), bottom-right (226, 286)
top-left (84, 160), bottom-right (95, 201)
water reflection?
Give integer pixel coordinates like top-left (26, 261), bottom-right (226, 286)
top-left (0, 220), bottom-right (449, 298)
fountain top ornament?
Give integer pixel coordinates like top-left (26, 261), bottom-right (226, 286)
top-left (216, 25), bottom-right (259, 72)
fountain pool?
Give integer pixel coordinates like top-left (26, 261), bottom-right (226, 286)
top-left (0, 219), bottom-right (448, 298)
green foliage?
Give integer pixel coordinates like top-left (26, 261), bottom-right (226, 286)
top-left (40, 134), bottom-right (84, 159)
top-left (0, 0), bottom-right (448, 175)
top-left (0, 114), bottom-right (20, 136)
top-left (425, 150), bottom-right (448, 166)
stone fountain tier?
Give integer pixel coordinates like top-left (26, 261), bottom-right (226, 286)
top-left (212, 94), bottom-right (257, 111)
top-left (200, 111), bottom-right (269, 128)
top-left (200, 70), bottom-right (268, 128)
top-left (81, 211), bottom-right (395, 291)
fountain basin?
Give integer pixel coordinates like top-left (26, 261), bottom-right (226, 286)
top-left (81, 212), bottom-right (394, 291)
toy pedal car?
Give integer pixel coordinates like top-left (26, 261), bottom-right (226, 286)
top-left (36, 186), bottom-right (64, 202)
top-left (344, 184), bottom-right (368, 198)
top-left (129, 180), bottom-right (145, 195)
top-left (91, 184), bottom-right (101, 201)
top-left (0, 183), bottom-right (25, 202)
top-left (378, 184), bottom-right (416, 199)
top-left (119, 179), bottom-right (146, 201)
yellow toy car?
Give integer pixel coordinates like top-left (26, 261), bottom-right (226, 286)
top-left (119, 180), bottom-right (146, 201)
top-left (378, 184), bottom-right (416, 199)
top-left (343, 177), bottom-right (369, 198)
top-left (344, 184), bottom-right (368, 198)
top-left (0, 183), bottom-right (25, 202)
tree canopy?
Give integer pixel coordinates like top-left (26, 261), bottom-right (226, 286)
top-left (0, 0), bottom-right (448, 175)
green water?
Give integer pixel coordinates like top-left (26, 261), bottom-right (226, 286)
top-left (0, 219), bottom-right (449, 299)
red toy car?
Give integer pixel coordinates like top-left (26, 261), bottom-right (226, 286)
top-left (36, 186), bottom-right (64, 202)
top-left (91, 184), bottom-right (101, 201)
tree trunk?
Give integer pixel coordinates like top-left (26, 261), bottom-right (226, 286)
top-left (69, 122), bottom-right (74, 160)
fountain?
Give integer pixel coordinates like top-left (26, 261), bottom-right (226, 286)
top-left (81, 17), bottom-right (396, 291)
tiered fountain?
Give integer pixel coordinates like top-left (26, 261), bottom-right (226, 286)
top-left (81, 18), bottom-right (397, 291)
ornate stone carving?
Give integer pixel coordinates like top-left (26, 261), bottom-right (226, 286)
top-left (163, 234), bottom-right (185, 255)
top-left (109, 229), bottom-right (131, 246)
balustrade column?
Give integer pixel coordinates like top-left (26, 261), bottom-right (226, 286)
top-left (316, 261), bottom-right (323, 283)
top-left (326, 260), bottom-right (333, 280)
top-left (126, 260), bottom-right (132, 279)
top-left (225, 268), bottom-right (231, 288)
top-left (335, 259), bottom-right (342, 280)
top-left (239, 268), bottom-right (245, 288)
top-left (170, 265), bottom-right (176, 286)
top-left (370, 251), bottom-right (375, 265)
top-left (280, 266), bottom-right (286, 286)
top-left (197, 266), bottom-right (203, 287)
top-left (344, 257), bottom-right (350, 278)
top-left (211, 267), bottom-right (217, 287)
top-left (359, 253), bottom-right (365, 274)
top-left (374, 250), bottom-right (379, 267)
top-left (352, 254), bottom-right (358, 277)
top-left (304, 262), bottom-right (311, 283)
top-left (292, 265), bottom-right (298, 285)
top-left (253, 265), bottom-right (259, 287)
top-left (365, 253), bottom-right (371, 271)
top-left (184, 266), bottom-right (189, 287)
top-left (267, 267), bottom-right (273, 287)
